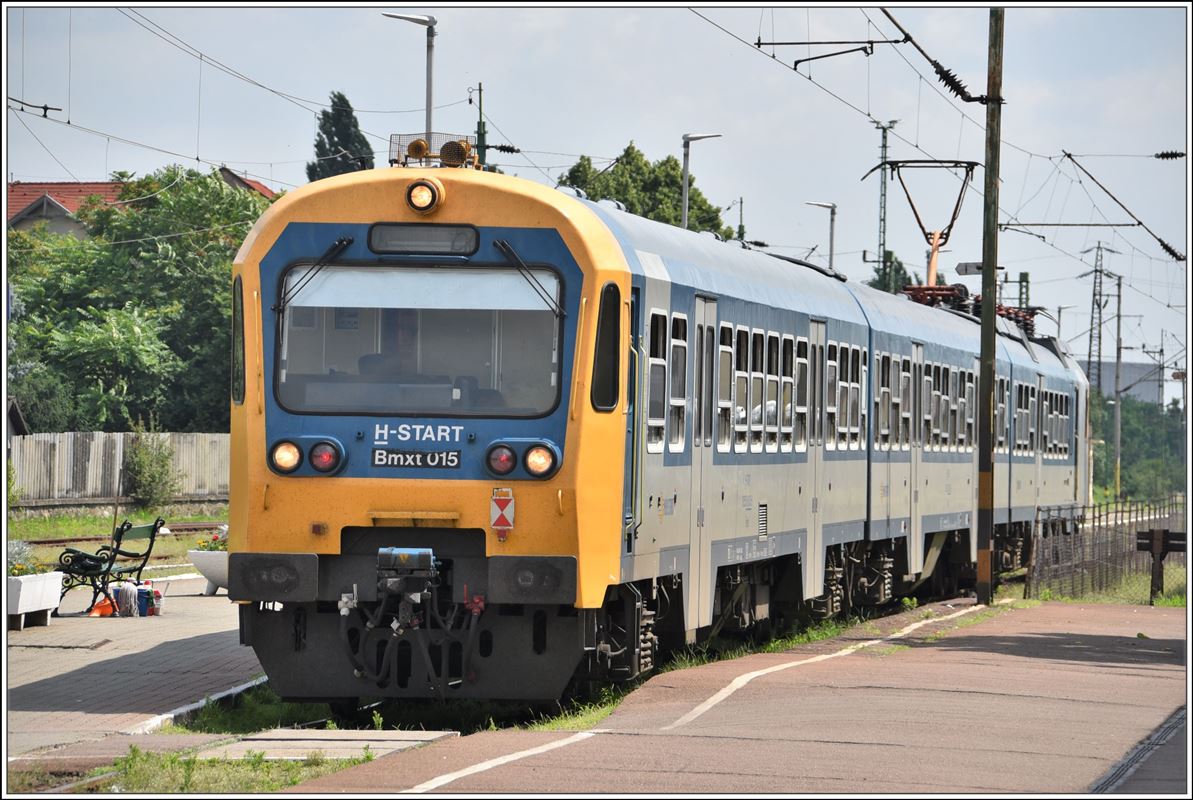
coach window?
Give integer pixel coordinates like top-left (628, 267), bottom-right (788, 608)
top-left (995, 377), bottom-right (1007, 452)
top-left (780, 336), bottom-right (794, 452)
top-left (231, 276), bottom-right (245, 405)
top-left (838, 345), bottom-right (850, 447)
top-left (734, 327), bottom-right (749, 452)
top-left (878, 353), bottom-right (891, 450)
top-left (765, 332), bottom-right (780, 452)
top-left (1042, 392), bottom-right (1052, 457)
top-left (1050, 392), bottom-right (1058, 457)
top-left (955, 371), bottom-right (966, 451)
top-left (1062, 394), bottom-right (1071, 457)
top-left (826, 343), bottom-right (839, 451)
top-left (1028, 385), bottom-right (1038, 454)
top-left (929, 364), bottom-right (941, 450)
top-left (717, 324), bottom-right (733, 451)
top-left (750, 331), bottom-right (765, 452)
top-left (646, 312), bottom-right (667, 452)
top-left (945, 366), bottom-right (956, 450)
top-left (591, 283), bottom-right (620, 412)
top-left (794, 338), bottom-right (809, 450)
top-left (693, 324), bottom-right (704, 447)
top-left (668, 314), bottom-right (688, 452)
top-left (965, 370), bottom-right (974, 452)
top-left (853, 347), bottom-right (864, 449)
top-left (921, 365), bottom-right (933, 449)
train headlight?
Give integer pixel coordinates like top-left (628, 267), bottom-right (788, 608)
top-left (407, 178), bottom-right (443, 213)
top-left (486, 445), bottom-right (517, 476)
top-left (308, 441), bottom-right (342, 473)
top-left (524, 445), bottom-right (556, 478)
top-left (270, 441), bottom-right (302, 473)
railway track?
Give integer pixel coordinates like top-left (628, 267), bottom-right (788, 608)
top-left (26, 522), bottom-right (225, 548)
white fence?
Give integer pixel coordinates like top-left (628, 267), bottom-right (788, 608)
top-left (8, 432), bottom-right (229, 506)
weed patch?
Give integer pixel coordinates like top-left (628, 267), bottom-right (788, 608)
top-left (175, 684), bottom-right (329, 735)
top-left (89, 745), bottom-right (365, 794)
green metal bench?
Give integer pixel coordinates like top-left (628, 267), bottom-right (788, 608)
top-left (56, 517), bottom-right (165, 614)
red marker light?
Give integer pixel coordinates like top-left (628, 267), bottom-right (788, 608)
top-left (487, 445), bottom-right (516, 475)
top-left (309, 442), bottom-right (341, 473)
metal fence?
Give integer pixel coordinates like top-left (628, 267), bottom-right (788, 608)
top-left (1026, 496), bottom-right (1187, 605)
top-left (8, 432), bottom-right (229, 507)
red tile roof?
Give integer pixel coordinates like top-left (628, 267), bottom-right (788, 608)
top-left (239, 176), bottom-right (277, 200)
top-left (7, 181), bottom-right (125, 221)
top-left (217, 167), bottom-right (277, 200)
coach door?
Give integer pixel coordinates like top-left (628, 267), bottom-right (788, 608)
top-left (691, 297), bottom-right (717, 618)
top-left (909, 343), bottom-right (924, 574)
top-left (808, 320), bottom-right (827, 589)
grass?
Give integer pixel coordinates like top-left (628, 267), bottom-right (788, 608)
top-left (662, 616), bottom-right (851, 673)
top-left (872, 644), bottom-right (911, 656)
top-left (83, 745), bottom-right (368, 794)
top-left (10, 507), bottom-right (228, 576)
top-left (172, 685), bottom-right (331, 735)
top-left (1028, 565), bottom-right (1186, 607)
top-left (8, 507), bottom-right (227, 542)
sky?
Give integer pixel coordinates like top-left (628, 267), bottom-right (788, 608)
top-left (5, 4), bottom-right (1189, 404)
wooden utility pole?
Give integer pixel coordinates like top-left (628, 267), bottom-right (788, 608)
top-left (976, 8), bottom-right (1004, 606)
top-left (1114, 275), bottom-right (1123, 500)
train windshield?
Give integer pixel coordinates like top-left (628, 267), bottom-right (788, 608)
top-left (276, 265), bottom-right (560, 416)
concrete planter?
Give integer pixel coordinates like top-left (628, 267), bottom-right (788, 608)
top-left (7, 571), bottom-right (64, 630)
top-left (187, 550), bottom-right (229, 597)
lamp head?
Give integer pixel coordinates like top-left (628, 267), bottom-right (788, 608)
top-left (682, 133), bottom-right (722, 144)
top-left (382, 12), bottom-right (437, 27)
top-left (806, 201), bottom-right (837, 210)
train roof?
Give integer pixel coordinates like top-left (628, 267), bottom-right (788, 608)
top-left (570, 187), bottom-right (1082, 387)
top-left (581, 197), bottom-right (867, 325)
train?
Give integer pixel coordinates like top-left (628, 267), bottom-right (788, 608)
top-left (227, 150), bottom-right (1089, 709)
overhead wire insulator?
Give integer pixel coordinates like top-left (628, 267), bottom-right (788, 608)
top-left (493, 144), bottom-right (520, 153)
top-left (1154, 151), bottom-right (1185, 160)
top-left (931, 60), bottom-right (973, 102)
top-left (1157, 239), bottom-right (1186, 262)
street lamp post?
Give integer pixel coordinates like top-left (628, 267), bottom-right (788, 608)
top-left (806, 201), bottom-right (837, 270)
top-left (682, 133), bottom-right (721, 229)
top-left (383, 12), bottom-right (438, 159)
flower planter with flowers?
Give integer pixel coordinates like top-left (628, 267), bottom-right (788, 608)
top-left (8, 541), bottom-right (64, 630)
top-left (187, 525), bottom-right (229, 597)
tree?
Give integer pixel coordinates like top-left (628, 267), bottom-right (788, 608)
top-left (559, 143), bottom-right (733, 239)
top-left (864, 250), bottom-right (940, 293)
top-left (1089, 390), bottom-right (1185, 501)
top-left (306, 91), bottom-right (374, 181)
top-left (7, 165), bottom-right (272, 432)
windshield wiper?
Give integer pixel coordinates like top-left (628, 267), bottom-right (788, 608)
top-left (494, 239), bottom-right (565, 319)
top-left (272, 236), bottom-right (354, 318)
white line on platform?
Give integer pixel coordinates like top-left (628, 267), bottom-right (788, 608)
top-left (662, 604), bottom-right (989, 731)
top-left (404, 730), bottom-right (602, 793)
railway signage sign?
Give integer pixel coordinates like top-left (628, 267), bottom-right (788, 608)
top-left (1135, 529), bottom-right (1185, 555)
top-left (491, 488), bottom-right (515, 540)
top-left (372, 448), bottom-right (461, 468)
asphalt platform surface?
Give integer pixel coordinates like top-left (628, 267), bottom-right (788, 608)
top-left (5, 583), bottom-right (1187, 794)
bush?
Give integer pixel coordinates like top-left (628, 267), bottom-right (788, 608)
top-left (7, 459), bottom-right (23, 509)
top-left (124, 418), bottom-right (182, 509)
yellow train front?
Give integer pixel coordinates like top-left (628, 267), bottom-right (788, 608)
top-left (229, 167), bottom-right (631, 703)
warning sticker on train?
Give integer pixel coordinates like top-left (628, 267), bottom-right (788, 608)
top-left (491, 488), bottom-right (515, 530)
top-left (372, 448), bottom-right (461, 468)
